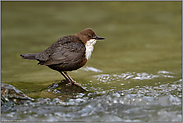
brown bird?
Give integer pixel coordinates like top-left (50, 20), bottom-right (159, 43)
top-left (20, 28), bottom-right (105, 85)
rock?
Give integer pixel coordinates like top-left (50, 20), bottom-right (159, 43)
top-left (1, 83), bottom-right (34, 104)
top-left (42, 79), bottom-right (87, 95)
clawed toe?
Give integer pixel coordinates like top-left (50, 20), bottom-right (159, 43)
top-left (66, 83), bottom-right (72, 86)
top-left (65, 81), bottom-right (81, 86)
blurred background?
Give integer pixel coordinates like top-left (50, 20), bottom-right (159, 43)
top-left (1, 1), bottom-right (181, 86)
top-left (1, 1), bottom-right (182, 121)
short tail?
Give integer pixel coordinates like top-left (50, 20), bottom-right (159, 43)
top-left (20, 53), bottom-right (38, 60)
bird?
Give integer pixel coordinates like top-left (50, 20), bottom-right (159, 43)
top-left (20, 28), bottom-right (105, 85)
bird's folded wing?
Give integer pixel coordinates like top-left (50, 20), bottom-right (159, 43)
top-left (39, 42), bottom-right (85, 65)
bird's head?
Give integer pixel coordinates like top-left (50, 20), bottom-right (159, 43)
top-left (76, 28), bottom-right (105, 45)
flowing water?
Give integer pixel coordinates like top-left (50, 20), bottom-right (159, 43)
top-left (1, 1), bottom-right (182, 122)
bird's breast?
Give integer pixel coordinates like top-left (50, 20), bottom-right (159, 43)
top-left (85, 39), bottom-right (97, 60)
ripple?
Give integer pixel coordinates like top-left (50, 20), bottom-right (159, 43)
top-left (80, 66), bottom-right (103, 72)
top-left (93, 70), bottom-right (175, 83)
top-left (1, 79), bottom-right (181, 122)
top-left (1, 76), bottom-right (181, 122)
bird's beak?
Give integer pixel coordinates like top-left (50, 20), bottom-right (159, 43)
top-left (97, 36), bottom-right (105, 40)
top-left (93, 36), bottom-right (105, 40)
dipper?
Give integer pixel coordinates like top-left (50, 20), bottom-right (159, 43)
top-left (20, 28), bottom-right (105, 85)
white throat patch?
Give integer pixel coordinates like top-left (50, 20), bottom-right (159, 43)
top-left (85, 39), bottom-right (97, 60)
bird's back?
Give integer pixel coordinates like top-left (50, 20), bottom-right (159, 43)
top-left (36, 35), bottom-right (87, 71)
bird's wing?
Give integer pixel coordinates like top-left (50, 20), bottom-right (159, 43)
top-left (39, 41), bottom-right (85, 65)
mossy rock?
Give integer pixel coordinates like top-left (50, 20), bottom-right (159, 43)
top-left (41, 79), bottom-right (87, 96)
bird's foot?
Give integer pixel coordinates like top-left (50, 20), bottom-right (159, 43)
top-left (65, 83), bottom-right (72, 86)
top-left (66, 81), bottom-right (81, 87)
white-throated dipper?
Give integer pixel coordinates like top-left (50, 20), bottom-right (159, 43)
top-left (20, 28), bottom-right (105, 85)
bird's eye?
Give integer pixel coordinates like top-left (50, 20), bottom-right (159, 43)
top-left (88, 34), bottom-right (92, 38)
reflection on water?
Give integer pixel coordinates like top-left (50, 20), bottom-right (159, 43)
top-left (1, 75), bottom-right (182, 122)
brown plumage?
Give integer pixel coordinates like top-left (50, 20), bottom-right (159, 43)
top-left (20, 28), bottom-right (105, 85)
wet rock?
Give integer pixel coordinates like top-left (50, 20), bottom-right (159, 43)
top-left (1, 83), bottom-right (34, 104)
top-left (42, 79), bottom-right (87, 95)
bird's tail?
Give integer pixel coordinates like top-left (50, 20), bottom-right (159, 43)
top-left (20, 53), bottom-right (38, 60)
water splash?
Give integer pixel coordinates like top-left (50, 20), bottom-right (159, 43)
top-left (93, 70), bottom-right (175, 83)
top-left (1, 79), bottom-right (181, 122)
top-left (80, 66), bottom-right (103, 72)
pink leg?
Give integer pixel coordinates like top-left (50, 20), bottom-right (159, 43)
top-left (60, 71), bottom-right (69, 81)
top-left (63, 71), bottom-right (75, 84)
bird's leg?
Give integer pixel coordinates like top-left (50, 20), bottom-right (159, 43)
top-left (63, 71), bottom-right (76, 84)
top-left (60, 71), bottom-right (70, 81)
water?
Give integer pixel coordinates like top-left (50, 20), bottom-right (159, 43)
top-left (1, 1), bottom-right (182, 122)
top-left (1, 77), bottom-right (182, 122)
